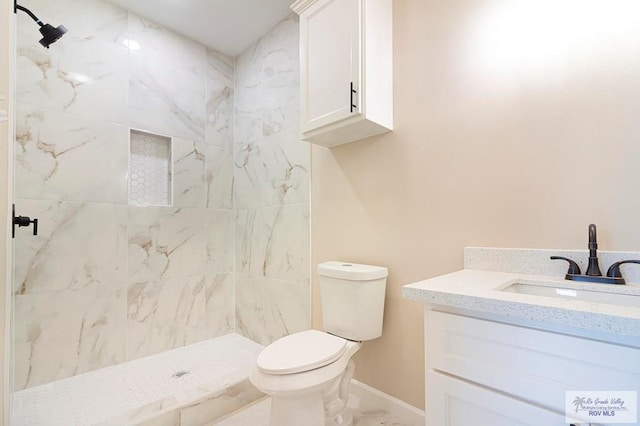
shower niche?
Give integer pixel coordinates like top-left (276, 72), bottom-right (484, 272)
top-left (129, 129), bottom-right (172, 206)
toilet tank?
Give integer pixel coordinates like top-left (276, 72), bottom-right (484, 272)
top-left (318, 261), bottom-right (388, 341)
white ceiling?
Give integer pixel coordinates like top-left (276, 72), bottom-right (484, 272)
top-left (106, 0), bottom-right (295, 57)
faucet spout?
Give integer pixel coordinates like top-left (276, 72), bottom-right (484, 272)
top-left (586, 224), bottom-right (602, 276)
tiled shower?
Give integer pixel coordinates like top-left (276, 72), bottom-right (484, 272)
top-left (13, 0), bottom-right (308, 395)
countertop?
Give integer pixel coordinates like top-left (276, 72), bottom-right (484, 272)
top-left (403, 269), bottom-right (640, 338)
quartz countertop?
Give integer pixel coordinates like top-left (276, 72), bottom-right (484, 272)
top-left (403, 269), bottom-right (640, 338)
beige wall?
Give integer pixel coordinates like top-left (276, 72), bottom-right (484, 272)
top-left (0, 0), bottom-right (11, 421)
top-left (311, 0), bottom-right (640, 409)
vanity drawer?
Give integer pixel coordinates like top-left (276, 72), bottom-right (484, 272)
top-left (427, 371), bottom-right (567, 425)
top-left (426, 310), bottom-right (640, 413)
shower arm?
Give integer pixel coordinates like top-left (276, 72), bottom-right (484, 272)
top-left (14, 2), bottom-right (44, 27)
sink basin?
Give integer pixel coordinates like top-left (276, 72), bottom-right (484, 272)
top-left (501, 283), bottom-right (640, 308)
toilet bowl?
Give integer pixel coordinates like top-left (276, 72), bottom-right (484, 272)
top-left (250, 262), bottom-right (388, 426)
top-left (250, 330), bottom-right (362, 426)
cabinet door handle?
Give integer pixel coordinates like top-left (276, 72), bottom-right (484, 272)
top-left (350, 82), bottom-right (357, 112)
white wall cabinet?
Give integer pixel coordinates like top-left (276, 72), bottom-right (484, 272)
top-left (291, 0), bottom-right (393, 148)
top-left (424, 309), bottom-right (640, 426)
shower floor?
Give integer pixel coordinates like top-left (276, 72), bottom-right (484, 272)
top-left (11, 333), bottom-right (265, 426)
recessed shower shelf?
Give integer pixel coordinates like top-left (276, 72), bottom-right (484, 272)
top-left (129, 130), bottom-right (172, 206)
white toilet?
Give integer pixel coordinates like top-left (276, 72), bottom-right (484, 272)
top-left (250, 261), bottom-right (388, 426)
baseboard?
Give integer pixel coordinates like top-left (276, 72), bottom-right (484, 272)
top-left (350, 379), bottom-right (425, 425)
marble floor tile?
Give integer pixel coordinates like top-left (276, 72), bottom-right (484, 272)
top-left (180, 380), bottom-right (264, 426)
top-left (349, 394), bottom-right (423, 426)
top-left (211, 398), bottom-right (269, 426)
top-left (212, 393), bottom-right (422, 426)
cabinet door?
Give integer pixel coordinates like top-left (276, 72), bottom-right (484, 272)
top-left (300, 0), bottom-right (360, 132)
top-left (426, 310), bottom-right (640, 414)
top-left (428, 371), bottom-right (568, 425)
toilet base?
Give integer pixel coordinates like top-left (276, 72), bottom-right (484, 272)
top-left (326, 407), bottom-right (353, 426)
top-left (269, 394), bottom-right (354, 426)
top-left (270, 391), bottom-right (325, 426)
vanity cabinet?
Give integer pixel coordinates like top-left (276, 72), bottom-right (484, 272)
top-left (425, 309), bottom-right (640, 426)
top-left (291, 0), bottom-right (393, 147)
top-left (428, 371), bottom-right (566, 425)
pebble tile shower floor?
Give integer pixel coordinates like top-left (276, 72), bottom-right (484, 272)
top-left (12, 334), bottom-right (264, 426)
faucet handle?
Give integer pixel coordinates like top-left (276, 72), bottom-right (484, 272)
top-left (550, 256), bottom-right (581, 275)
top-left (606, 260), bottom-right (640, 278)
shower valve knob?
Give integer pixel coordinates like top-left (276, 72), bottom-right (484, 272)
top-left (12, 204), bottom-right (39, 238)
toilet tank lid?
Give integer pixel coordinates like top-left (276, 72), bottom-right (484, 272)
top-left (318, 261), bottom-right (388, 281)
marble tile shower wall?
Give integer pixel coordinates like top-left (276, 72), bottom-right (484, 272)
top-left (233, 16), bottom-right (311, 346)
top-left (12, 0), bottom-right (237, 390)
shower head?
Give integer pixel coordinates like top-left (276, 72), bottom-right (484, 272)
top-left (14, 1), bottom-right (67, 48)
top-left (38, 23), bottom-right (68, 48)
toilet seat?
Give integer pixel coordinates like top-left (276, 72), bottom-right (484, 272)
top-left (257, 330), bottom-right (347, 375)
top-left (251, 339), bottom-right (362, 397)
